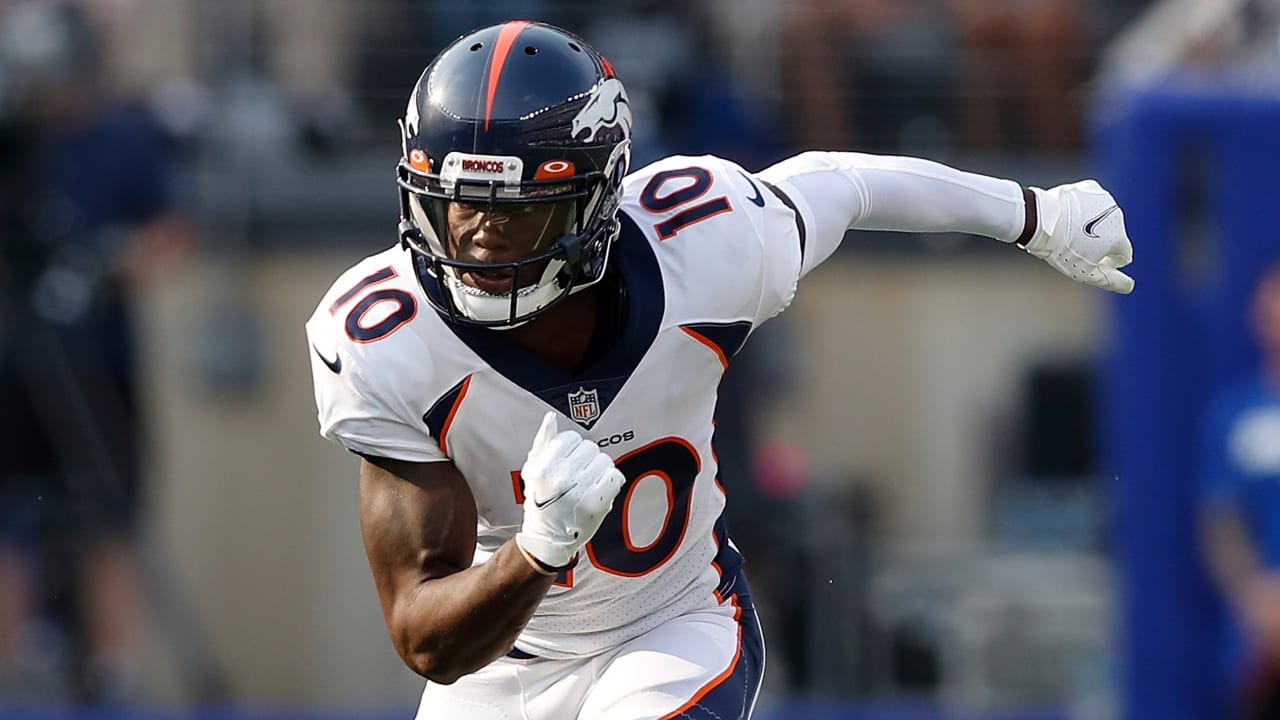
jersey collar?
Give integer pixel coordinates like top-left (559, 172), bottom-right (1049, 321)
top-left (421, 215), bottom-right (663, 429)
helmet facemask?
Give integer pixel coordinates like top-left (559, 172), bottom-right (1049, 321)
top-left (397, 140), bottom-right (628, 329)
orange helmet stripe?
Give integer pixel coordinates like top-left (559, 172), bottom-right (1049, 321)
top-left (484, 20), bottom-right (532, 131)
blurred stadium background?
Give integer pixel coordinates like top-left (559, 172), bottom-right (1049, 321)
top-left (0, 0), bottom-right (1278, 718)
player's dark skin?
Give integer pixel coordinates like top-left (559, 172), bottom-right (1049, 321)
top-left (359, 200), bottom-right (600, 684)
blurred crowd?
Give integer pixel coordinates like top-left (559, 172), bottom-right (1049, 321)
top-left (13, 0), bottom-right (1272, 165)
top-left (1, 0), bottom-right (1279, 715)
top-left (0, 0), bottom-right (190, 705)
top-left (44, 0), bottom-right (1165, 164)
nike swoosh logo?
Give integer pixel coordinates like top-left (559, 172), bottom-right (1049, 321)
top-left (313, 345), bottom-right (342, 374)
top-left (1083, 205), bottom-right (1120, 238)
top-left (738, 171), bottom-right (764, 207)
top-left (532, 486), bottom-right (572, 510)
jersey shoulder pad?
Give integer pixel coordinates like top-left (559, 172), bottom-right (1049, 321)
top-left (305, 247), bottom-right (460, 462)
top-left (307, 247), bottom-right (427, 359)
top-left (620, 155), bottom-right (763, 238)
top-left (620, 155), bottom-right (802, 325)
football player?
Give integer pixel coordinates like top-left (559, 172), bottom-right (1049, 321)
top-left (306, 21), bottom-right (1133, 720)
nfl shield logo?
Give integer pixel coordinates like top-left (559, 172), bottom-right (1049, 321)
top-left (567, 387), bottom-right (600, 426)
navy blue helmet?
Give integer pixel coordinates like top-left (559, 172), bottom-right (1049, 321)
top-left (397, 21), bottom-right (632, 327)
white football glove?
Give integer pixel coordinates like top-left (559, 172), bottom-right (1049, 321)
top-left (515, 412), bottom-right (625, 570)
top-left (1021, 180), bottom-right (1135, 294)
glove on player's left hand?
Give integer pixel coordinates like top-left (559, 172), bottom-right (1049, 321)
top-left (1022, 180), bottom-right (1135, 294)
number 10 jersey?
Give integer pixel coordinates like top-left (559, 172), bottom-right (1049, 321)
top-left (306, 155), bottom-right (805, 659)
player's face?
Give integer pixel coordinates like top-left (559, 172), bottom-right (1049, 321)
top-left (445, 200), bottom-right (572, 295)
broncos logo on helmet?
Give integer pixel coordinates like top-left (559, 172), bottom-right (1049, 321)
top-left (571, 77), bottom-right (632, 144)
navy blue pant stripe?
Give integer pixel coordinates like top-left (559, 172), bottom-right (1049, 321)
top-left (664, 570), bottom-right (765, 720)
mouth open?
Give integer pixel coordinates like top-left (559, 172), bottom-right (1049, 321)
top-left (461, 268), bottom-right (517, 295)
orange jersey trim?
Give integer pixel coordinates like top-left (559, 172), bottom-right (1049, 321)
top-left (660, 594), bottom-right (745, 719)
top-left (438, 374), bottom-right (473, 455)
top-left (680, 326), bottom-right (729, 369)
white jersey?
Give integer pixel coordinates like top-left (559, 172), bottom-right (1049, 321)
top-left (306, 155), bottom-right (803, 659)
top-left (307, 150), bottom-right (1029, 659)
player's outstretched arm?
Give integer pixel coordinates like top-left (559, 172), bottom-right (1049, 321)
top-left (359, 455), bottom-right (554, 685)
top-left (756, 151), bottom-right (1134, 293)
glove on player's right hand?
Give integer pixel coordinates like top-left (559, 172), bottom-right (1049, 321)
top-left (515, 412), bottom-right (625, 570)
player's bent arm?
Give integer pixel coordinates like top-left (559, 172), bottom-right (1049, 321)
top-left (359, 455), bottom-right (555, 684)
